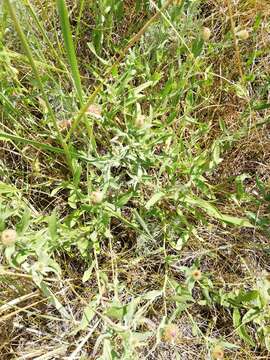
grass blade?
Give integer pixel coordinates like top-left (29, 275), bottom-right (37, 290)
top-left (24, 0), bottom-right (67, 71)
top-left (56, 0), bottom-right (94, 147)
top-left (4, 0), bottom-right (73, 173)
top-left (56, 0), bottom-right (84, 104)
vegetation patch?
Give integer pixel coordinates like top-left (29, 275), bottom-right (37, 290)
top-left (0, 0), bottom-right (269, 358)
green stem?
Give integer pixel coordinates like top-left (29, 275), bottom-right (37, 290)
top-left (56, 0), bottom-right (94, 148)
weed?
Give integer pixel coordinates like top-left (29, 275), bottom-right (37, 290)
top-left (0, 0), bottom-right (269, 358)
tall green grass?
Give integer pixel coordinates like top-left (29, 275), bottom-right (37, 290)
top-left (4, 0), bottom-right (73, 172)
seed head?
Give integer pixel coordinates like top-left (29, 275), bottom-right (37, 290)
top-left (191, 269), bottom-right (202, 281)
top-left (135, 115), bottom-right (145, 128)
top-left (212, 345), bottom-right (224, 359)
top-left (91, 191), bottom-right (104, 204)
top-left (86, 104), bottom-right (102, 119)
top-left (1, 229), bottom-right (17, 247)
top-left (163, 324), bottom-right (180, 343)
top-left (202, 27), bottom-right (211, 41)
top-left (59, 119), bottom-right (72, 131)
top-left (236, 29), bottom-right (249, 40)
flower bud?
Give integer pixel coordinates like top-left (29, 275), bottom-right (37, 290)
top-left (202, 27), bottom-right (211, 41)
top-left (91, 191), bottom-right (103, 204)
top-left (163, 324), bottom-right (180, 343)
top-left (1, 229), bottom-right (17, 247)
top-left (212, 345), bottom-right (224, 359)
top-left (191, 269), bottom-right (202, 281)
top-left (58, 119), bottom-right (72, 131)
top-left (236, 29), bottom-right (249, 40)
top-left (86, 104), bottom-right (102, 119)
top-left (135, 115), bottom-right (145, 128)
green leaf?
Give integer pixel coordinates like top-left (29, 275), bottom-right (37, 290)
top-left (142, 290), bottom-right (162, 301)
top-left (31, 269), bottom-right (43, 287)
top-left (238, 324), bottom-right (256, 346)
top-left (134, 81), bottom-right (153, 95)
top-left (218, 341), bottom-right (239, 349)
top-left (233, 307), bottom-right (241, 328)
top-left (242, 308), bottom-right (260, 324)
top-left (218, 213), bottom-right (253, 227)
top-left (0, 182), bottom-right (19, 195)
top-left (105, 305), bottom-right (126, 320)
top-left (82, 263), bottom-right (94, 283)
top-left (39, 281), bottom-right (70, 319)
top-left (4, 244), bottom-right (16, 264)
top-left (0, 132), bottom-right (64, 155)
top-left (134, 210), bottom-right (152, 238)
top-left (236, 290), bottom-right (260, 303)
top-left (124, 297), bottom-right (141, 324)
top-left (127, 331), bottom-right (152, 347)
top-left (17, 207), bottom-right (31, 234)
top-left (184, 195), bottom-right (253, 227)
top-left (253, 102), bottom-right (270, 110)
top-left (192, 38), bottom-right (204, 57)
top-left (80, 303), bottom-right (96, 330)
top-left (174, 230), bottom-right (190, 250)
top-left (116, 191), bottom-right (134, 207)
top-left (48, 210), bottom-right (57, 241)
top-left (145, 192), bottom-right (164, 210)
top-left (102, 338), bottom-right (114, 360)
top-left (233, 308), bottom-right (255, 346)
top-left (87, 42), bottom-right (109, 65)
